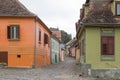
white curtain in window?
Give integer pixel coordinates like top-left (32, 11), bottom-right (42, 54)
top-left (117, 4), bottom-right (120, 15)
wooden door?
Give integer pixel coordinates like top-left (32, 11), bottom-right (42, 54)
top-left (0, 52), bottom-right (8, 64)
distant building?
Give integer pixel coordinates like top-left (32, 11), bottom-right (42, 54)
top-left (66, 38), bottom-right (77, 58)
top-left (50, 28), bottom-right (61, 42)
top-left (50, 35), bottom-right (60, 64)
top-left (50, 27), bottom-right (65, 61)
top-left (60, 43), bottom-right (65, 61)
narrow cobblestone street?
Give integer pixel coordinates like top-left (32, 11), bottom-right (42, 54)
top-left (0, 57), bottom-right (91, 80)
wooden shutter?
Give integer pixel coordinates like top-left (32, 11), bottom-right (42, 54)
top-left (101, 37), bottom-right (107, 55)
top-left (16, 26), bottom-right (20, 39)
top-left (39, 31), bottom-right (41, 41)
top-left (108, 37), bottom-right (114, 55)
top-left (44, 33), bottom-right (48, 44)
top-left (7, 26), bottom-right (10, 39)
top-left (101, 36), bottom-right (114, 55)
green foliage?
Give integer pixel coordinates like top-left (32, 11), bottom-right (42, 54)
top-left (61, 30), bottom-right (72, 44)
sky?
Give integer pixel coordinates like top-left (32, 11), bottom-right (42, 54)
top-left (20, 0), bottom-right (86, 38)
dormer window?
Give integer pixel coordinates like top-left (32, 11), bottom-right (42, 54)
top-left (116, 2), bottom-right (120, 16)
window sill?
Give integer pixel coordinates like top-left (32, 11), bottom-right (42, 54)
top-left (8, 39), bottom-right (20, 41)
top-left (101, 55), bottom-right (115, 61)
top-left (114, 15), bottom-right (120, 18)
top-left (44, 44), bottom-right (50, 47)
top-left (38, 41), bottom-right (41, 44)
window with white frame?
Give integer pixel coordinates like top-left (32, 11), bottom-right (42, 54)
top-left (7, 25), bottom-right (20, 40)
top-left (116, 2), bottom-right (120, 15)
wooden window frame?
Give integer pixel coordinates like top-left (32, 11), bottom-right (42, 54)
top-left (7, 25), bottom-right (20, 40)
top-left (101, 36), bottom-right (114, 55)
top-left (115, 1), bottom-right (120, 16)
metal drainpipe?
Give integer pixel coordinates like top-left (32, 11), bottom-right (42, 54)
top-left (50, 35), bottom-right (52, 64)
top-left (33, 16), bottom-right (37, 68)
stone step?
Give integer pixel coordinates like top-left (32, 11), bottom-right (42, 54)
top-left (0, 63), bottom-right (7, 68)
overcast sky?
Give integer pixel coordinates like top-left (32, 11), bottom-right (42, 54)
top-left (20, 0), bottom-right (86, 38)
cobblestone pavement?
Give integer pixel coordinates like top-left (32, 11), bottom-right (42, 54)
top-left (0, 57), bottom-right (92, 80)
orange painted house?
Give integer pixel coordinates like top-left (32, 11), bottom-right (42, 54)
top-left (0, 0), bottom-right (51, 68)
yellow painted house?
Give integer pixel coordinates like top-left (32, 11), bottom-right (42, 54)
top-left (76, 0), bottom-right (120, 78)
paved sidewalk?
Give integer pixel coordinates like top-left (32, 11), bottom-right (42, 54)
top-left (0, 57), bottom-right (92, 80)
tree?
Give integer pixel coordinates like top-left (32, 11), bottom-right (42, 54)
top-left (61, 30), bottom-right (72, 44)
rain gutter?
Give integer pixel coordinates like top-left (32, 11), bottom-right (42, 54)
top-left (33, 16), bottom-right (37, 68)
top-left (76, 23), bottom-right (120, 39)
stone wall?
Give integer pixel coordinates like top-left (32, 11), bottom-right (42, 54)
top-left (79, 63), bottom-right (120, 79)
top-left (91, 69), bottom-right (120, 79)
top-left (79, 63), bottom-right (91, 77)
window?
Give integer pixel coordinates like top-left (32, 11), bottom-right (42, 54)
top-left (116, 2), bottom-right (120, 16)
top-left (39, 30), bottom-right (41, 43)
top-left (101, 36), bottom-right (114, 55)
top-left (44, 33), bottom-right (48, 44)
top-left (7, 25), bottom-right (20, 40)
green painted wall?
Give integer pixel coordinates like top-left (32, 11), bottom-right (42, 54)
top-left (51, 37), bottom-right (60, 64)
top-left (85, 27), bottom-right (101, 69)
top-left (114, 28), bottom-right (120, 68)
top-left (111, 1), bottom-right (115, 15)
top-left (85, 27), bottom-right (120, 69)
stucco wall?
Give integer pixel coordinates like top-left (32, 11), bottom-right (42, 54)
top-left (0, 17), bottom-right (35, 68)
top-left (85, 27), bottom-right (120, 69)
top-left (0, 17), bottom-right (51, 68)
top-left (35, 21), bottom-right (51, 67)
top-left (51, 37), bottom-right (60, 64)
top-left (76, 49), bottom-right (80, 62)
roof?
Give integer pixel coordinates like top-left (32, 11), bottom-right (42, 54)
top-left (81, 23), bottom-right (120, 27)
top-left (36, 17), bottom-right (52, 34)
top-left (50, 28), bottom-right (59, 31)
top-left (0, 0), bottom-right (35, 17)
top-left (51, 34), bottom-right (60, 43)
top-left (85, 0), bottom-right (90, 4)
top-left (0, 0), bottom-right (52, 34)
top-left (66, 38), bottom-right (77, 46)
top-left (85, 0), bottom-right (113, 4)
top-left (83, 0), bottom-right (116, 23)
